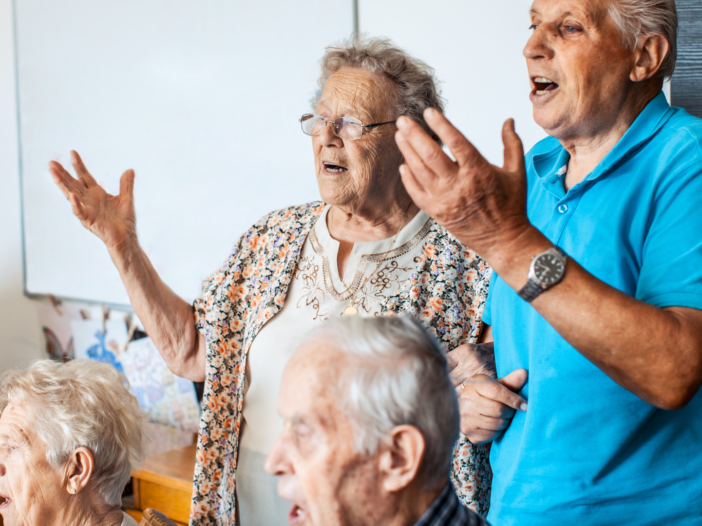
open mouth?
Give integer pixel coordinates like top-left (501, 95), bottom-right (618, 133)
top-left (0, 496), bottom-right (12, 510)
top-left (533, 76), bottom-right (559, 96)
top-left (323, 161), bottom-right (348, 174)
top-left (288, 503), bottom-right (307, 525)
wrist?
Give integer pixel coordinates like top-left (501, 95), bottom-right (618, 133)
top-left (107, 234), bottom-right (142, 273)
top-left (481, 226), bottom-right (552, 289)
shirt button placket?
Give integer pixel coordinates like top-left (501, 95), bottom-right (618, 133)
top-left (557, 203), bottom-right (568, 214)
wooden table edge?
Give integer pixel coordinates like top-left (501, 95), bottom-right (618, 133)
top-left (131, 468), bottom-right (194, 494)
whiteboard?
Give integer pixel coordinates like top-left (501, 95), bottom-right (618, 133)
top-left (16, 0), bottom-right (352, 306)
top-left (17, 0), bottom-right (544, 307)
top-left (359, 0), bottom-right (546, 165)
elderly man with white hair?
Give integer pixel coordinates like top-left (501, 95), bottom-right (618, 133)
top-left (264, 316), bottom-right (488, 526)
top-left (0, 360), bottom-right (145, 526)
top-left (395, 0), bottom-right (702, 524)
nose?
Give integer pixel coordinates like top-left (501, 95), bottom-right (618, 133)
top-left (523, 25), bottom-right (554, 61)
top-left (264, 433), bottom-right (292, 476)
top-left (318, 119), bottom-right (343, 148)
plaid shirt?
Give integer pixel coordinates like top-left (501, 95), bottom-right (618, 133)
top-left (414, 483), bottom-right (490, 526)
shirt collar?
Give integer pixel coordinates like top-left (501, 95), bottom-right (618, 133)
top-left (533, 91), bottom-right (674, 194)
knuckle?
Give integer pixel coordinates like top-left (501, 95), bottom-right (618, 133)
top-left (483, 382), bottom-right (502, 399)
top-left (424, 150), bottom-right (443, 166)
top-left (446, 136), bottom-right (464, 151)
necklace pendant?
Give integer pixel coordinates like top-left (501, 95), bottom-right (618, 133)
top-left (341, 305), bottom-right (358, 316)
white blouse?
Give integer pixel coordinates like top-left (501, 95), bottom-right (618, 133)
top-left (235, 205), bottom-right (432, 524)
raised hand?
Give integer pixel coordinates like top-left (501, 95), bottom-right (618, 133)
top-left (395, 109), bottom-right (531, 261)
top-left (48, 151), bottom-right (137, 252)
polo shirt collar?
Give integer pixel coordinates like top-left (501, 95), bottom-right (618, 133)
top-left (533, 91), bottom-right (674, 196)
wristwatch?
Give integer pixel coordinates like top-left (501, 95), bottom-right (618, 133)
top-left (517, 246), bottom-right (567, 302)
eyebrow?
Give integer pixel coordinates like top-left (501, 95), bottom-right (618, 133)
top-left (315, 104), bottom-right (359, 120)
top-left (0, 425), bottom-right (30, 445)
top-left (530, 6), bottom-right (599, 24)
top-left (530, 8), bottom-right (577, 17)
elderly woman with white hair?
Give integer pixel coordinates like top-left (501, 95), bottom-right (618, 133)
top-left (0, 359), bottom-right (144, 526)
top-left (395, 0), bottom-right (702, 524)
top-left (48, 36), bottom-right (493, 525)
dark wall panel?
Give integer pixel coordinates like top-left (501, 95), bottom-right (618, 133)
top-left (672, 0), bottom-right (702, 118)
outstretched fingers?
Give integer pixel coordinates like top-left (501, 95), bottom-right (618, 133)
top-left (396, 115), bottom-right (455, 180)
top-left (119, 169), bottom-right (136, 200)
top-left (422, 108), bottom-right (483, 168)
top-left (68, 193), bottom-right (87, 220)
top-left (48, 161), bottom-right (80, 199)
top-left (501, 119), bottom-right (526, 173)
top-left (71, 150), bottom-right (98, 187)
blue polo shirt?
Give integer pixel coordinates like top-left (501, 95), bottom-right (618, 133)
top-left (484, 92), bottom-right (702, 525)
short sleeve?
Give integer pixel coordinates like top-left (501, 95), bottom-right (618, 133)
top-left (637, 161), bottom-right (702, 310)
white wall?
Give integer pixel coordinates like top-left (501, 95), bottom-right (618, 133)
top-left (0, 0), bottom-right (43, 373)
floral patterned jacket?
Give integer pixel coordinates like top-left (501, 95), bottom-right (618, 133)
top-left (190, 202), bottom-right (492, 525)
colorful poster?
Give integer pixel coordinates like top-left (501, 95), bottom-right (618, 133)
top-left (71, 319), bottom-right (129, 373)
top-left (121, 337), bottom-right (200, 433)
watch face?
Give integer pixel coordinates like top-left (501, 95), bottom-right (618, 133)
top-left (533, 253), bottom-right (565, 285)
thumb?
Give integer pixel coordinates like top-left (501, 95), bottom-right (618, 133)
top-left (498, 368), bottom-right (528, 393)
top-left (501, 119), bottom-right (525, 174)
top-left (119, 169), bottom-right (135, 200)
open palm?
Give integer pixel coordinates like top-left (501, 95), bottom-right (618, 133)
top-left (48, 151), bottom-right (137, 251)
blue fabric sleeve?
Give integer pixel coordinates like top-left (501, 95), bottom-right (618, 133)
top-left (636, 161), bottom-right (702, 310)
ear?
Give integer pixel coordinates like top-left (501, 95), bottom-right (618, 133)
top-left (63, 447), bottom-right (95, 496)
top-left (630, 33), bottom-right (670, 82)
top-left (377, 425), bottom-right (426, 493)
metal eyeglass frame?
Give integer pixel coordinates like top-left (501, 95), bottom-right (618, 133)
top-left (299, 113), bottom-right (396, 140)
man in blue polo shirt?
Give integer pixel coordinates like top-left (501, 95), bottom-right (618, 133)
top-left (394, 0), bottom-right (702, 524)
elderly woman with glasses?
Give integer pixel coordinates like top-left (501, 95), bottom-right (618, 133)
top-left (48, 36), bottom-right (492, 525)
top-left (0, 360), bottom-right (144, 526)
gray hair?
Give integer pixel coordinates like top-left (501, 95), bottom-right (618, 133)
top-left (607, 0), bottom-right (677, 79)
top-left (314, 35), bottom-right (445, 144)
top-left (0, 360), bottom-right (146, 506)
top-left (307, 316), bottom-right (458, 489)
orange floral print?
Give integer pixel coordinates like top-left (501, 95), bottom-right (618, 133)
top-left (190, 202), bottom-right (492, 525)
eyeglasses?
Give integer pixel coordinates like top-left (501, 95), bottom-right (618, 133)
top-left (299, 113), bottom-right (395, 141)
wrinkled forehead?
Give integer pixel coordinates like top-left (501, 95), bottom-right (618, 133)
top-left (280, 342), bottom-right (349, 424)
top-left (317, 67), bottom-right (398, 122)
top-left (0, 401), bottom-right (35, 446)
top-left (530, 0), bottom-right (611, 24)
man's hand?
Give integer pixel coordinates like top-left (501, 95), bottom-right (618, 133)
top-left (49, 150), bottom-right (137, 254)
top-left (457, 369), bottom-right (528, 444)
top-left (395, 109), bottom-right (532, 261)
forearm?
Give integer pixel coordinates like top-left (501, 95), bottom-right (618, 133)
top-left (109, 237), bottom-right (206, 382)
top-left (482, 226), bottom-right (702, 409)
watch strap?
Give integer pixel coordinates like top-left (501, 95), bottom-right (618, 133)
top-left (552, 246), bottom-right (567, 259)
top-left (518, 278), bottom-right (544, 302)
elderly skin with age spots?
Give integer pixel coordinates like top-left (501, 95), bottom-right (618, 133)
top-left (0, 360), bottom-right (143, 526)
top-left (264, 316), bottom-right (488, 526)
